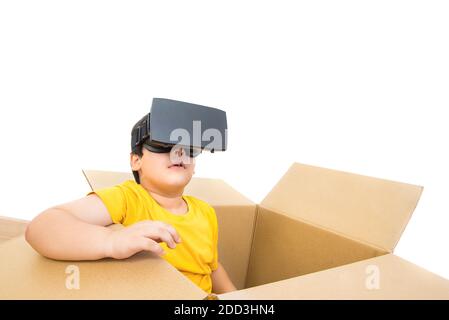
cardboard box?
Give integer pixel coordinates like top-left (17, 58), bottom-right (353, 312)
top-left (0, 216), bottom-right (27, 244)
top-left (1, 163), bottom-right (448, 299)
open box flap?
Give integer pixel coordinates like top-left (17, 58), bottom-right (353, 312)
top-left (261, 163), bottom-right (423, 252)
top-left (0, 237), bottom-right (207, 299)
top-left (219, 254), bottom-right (449, 300)
top-left (83, 170), bottom-right (254, 206)
top-left (0, 216), bottom-right (28, 243)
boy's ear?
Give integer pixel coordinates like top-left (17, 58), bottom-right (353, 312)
top-left (130, 153), bottom-right (142, 171)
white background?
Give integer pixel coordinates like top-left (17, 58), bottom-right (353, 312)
top-left (1, 1), bottom-right (448, 280)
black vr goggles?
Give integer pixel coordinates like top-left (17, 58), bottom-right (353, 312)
top-left (131, 98), bottom-right (228, 158)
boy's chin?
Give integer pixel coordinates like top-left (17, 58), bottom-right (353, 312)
top-left (162, 174), bottom-right (192, 189)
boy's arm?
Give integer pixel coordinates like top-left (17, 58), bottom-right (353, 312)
top-left (25, 194), bottom-right (181, 261)
top-left (211, 262), bottom-right (237, 294)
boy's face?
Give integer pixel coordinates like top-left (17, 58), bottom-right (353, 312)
top-left (130, 146), bottom-right (196, 194)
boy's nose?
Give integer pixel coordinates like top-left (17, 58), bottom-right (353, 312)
top-left (175, 147), bottom-right (184, 157)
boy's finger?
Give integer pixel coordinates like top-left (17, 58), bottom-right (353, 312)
top-left (140, 238), bottom-right (165, 256)
top-left (143, 227), bottom-right (177, 249)
top-left (158, 229), bottom-right (177, 249)
top-left (162, 223), bottom-right (182, 243)
top-left (140, 221), bottom-right (181, 243)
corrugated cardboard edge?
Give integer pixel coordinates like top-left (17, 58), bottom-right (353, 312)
top-left (82, 169), bottom-right (94, 191)
top-left (220, 254), bottom-right (449, 300)
top-left (390, 185), bottom-right (423, 251)
top-left (243, 204), bottom-right (261, 288)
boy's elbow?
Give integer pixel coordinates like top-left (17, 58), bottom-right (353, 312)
top-left (25, 215), bottom-right (38, 244)
top-left (25, 216), bottom-right (42, 252)
top-left (25, 210), bottom-right (53, 257)
top-left (24, 222), bottom-right (33, 244)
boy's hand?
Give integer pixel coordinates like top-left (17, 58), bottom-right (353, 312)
top-left (104, 220), bottom-right (182, 259)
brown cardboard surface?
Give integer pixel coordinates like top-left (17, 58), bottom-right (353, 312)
top-left (0, 216), bottom-right (28, 242)
top-left (220, 254), bottom-right (449, 300)
top-left (82, 170), bottom-right (134, 192)
top-left (246, 207), bottom-right (386, 288)
top-left (261, 163), bottom-right (423, 252)
top-left (0, 237), bottom-right (207, 299)
top-left (214, 205), bottom-right (256, 290)
top-left (0, 236), bottom-right (11, 244)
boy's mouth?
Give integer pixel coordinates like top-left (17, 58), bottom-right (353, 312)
top-left (168, 162), bottom-right (186, 169)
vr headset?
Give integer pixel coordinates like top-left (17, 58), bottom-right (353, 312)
top-left (131, 98), bottom-right (228, 158)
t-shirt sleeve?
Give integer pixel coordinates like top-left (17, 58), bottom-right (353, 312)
top-left (87, 185), bottom-right (127, 224)
top-left (210, 207), bottom-right (219, 271)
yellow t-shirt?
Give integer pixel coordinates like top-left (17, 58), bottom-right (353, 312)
top-left (87, 180), bottom-right (218, 293)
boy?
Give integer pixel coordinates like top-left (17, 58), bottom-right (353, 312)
top-left (25, 99), bottom-right (236, 295)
